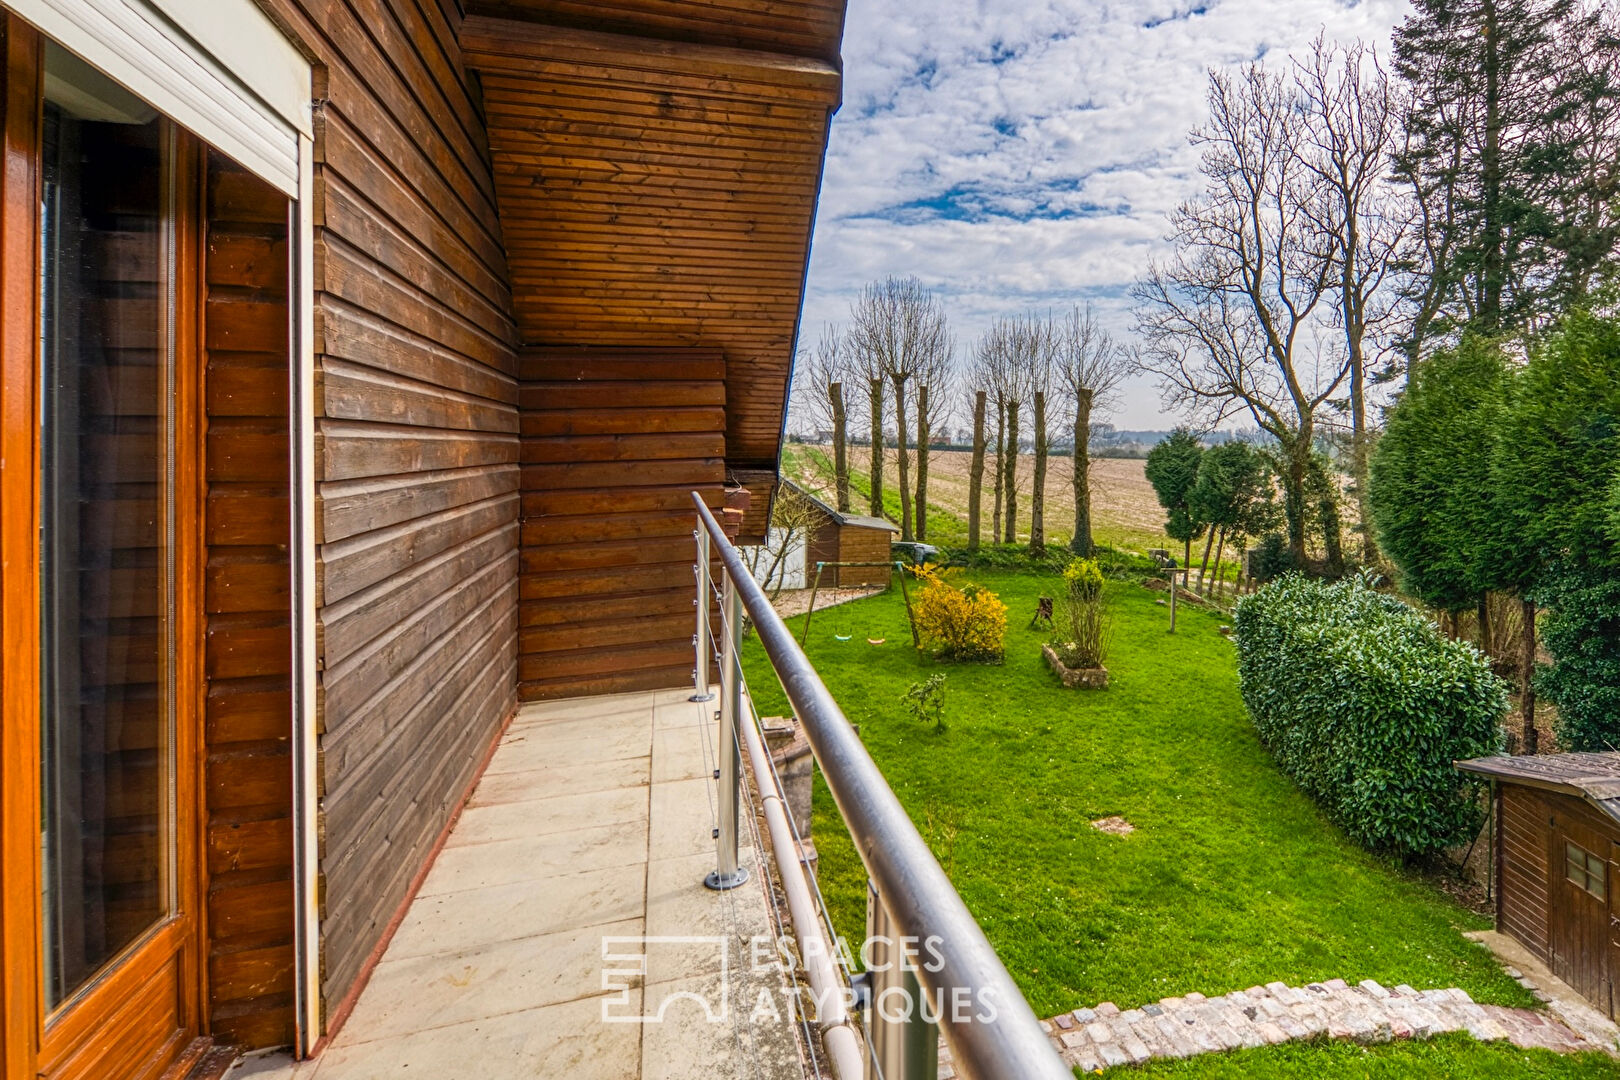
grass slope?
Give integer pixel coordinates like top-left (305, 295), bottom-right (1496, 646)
top-left (742, 570), bottom-right (1527, 1023)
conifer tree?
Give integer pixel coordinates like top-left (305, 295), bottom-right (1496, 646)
top-left (1393, 0), bottom-right (1620, 348)
top-left (1145, 428), bottom-right (1206, 569)
top-left (1368, 338), bottom-right (1509, 617)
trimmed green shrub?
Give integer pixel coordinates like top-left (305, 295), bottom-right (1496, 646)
top-left (1234, 575), bottom-right (1507, 859)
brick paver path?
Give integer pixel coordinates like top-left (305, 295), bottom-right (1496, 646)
top-left (938, 978), bottom-right (1603, 1076)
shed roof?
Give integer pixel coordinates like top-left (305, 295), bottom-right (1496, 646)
top-left (1457, 752), bottom-right (1620, 827)
top-left (782, 477), bottom-right (900, 533)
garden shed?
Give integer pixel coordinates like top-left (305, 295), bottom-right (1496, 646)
top-left (788, 479), bottom-right (901, 588)
top-left (1456, 752), bottom-right (1620, 1020)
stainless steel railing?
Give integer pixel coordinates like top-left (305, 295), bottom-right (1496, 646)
top-left (691, 492), bottom-right (1071, 1080)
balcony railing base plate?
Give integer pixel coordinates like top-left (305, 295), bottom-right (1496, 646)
top-left (703, 868), bottom-right (749, 891)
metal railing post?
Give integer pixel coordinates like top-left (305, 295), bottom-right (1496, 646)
top-left (867, 882), bottom-right (938, 1080)
top-left (705, 566), bottom-right (747, 890)
top-left (691, 526), bottom-right (715, 702)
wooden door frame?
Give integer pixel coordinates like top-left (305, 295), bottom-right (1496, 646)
top-left (0, 16), bottom-right (211, 1077)
top-left (1, 20), bottom-right (45, 1077)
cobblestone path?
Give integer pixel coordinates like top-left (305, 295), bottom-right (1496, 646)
top-left (938, 978), bottom-right (1607, 1076)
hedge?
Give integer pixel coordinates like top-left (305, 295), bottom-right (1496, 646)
top-left (1233, 575), bottom-right (1507, 859)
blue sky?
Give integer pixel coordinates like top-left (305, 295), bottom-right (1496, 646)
top-left (800, 0), bottom-right (1411, 428)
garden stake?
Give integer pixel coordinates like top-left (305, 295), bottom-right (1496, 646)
top-left (1167, 567), bottom-right (1189, 632)
top-left (799, 562), bottom-right (826, 645)
top-left (895, 561), bottom-right (920, 649)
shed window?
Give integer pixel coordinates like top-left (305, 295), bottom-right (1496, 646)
top-left (1565, 842), bottom-right (1607, 900)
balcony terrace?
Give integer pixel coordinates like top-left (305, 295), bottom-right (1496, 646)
top-left (238, 689), bottom-right (802, 1080)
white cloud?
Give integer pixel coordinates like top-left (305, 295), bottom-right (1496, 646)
top-left (802, 0), bottom-right (1411, 428)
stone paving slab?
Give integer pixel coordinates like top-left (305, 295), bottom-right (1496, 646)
top-left (936, 978), bottom-right (1607, 1077)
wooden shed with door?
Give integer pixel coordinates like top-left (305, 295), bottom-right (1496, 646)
top-left (789, 479), bottom-right (900, 588)
top-left (1456, 753), bottom-right (1620, 1019)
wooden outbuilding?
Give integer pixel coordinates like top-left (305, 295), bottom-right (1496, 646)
top-left (789, 480), bottom-right (900, 588)
top-left (1456, 753), bottom-right (1620, 1019)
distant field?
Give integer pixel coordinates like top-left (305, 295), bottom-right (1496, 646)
top-left (785, 445), bottom-right (1176, 555)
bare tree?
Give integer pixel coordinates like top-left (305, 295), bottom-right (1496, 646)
top-left (849, 276), bottom-right (952, 541)
top-left (966, 388), bottom-right (988, 550)
top-left (1296, 36), bottom-right (1406, 566)
top-left (913, 339), bottom-right (956, 543)
top-left (1021, 319), bottom-right (1055, 555)
top-left (1052, 304), bottom-right (1132, 557)
top-left (849, 327), bottom-right (887, 519)
top-left (798, 325), bottom-right (854, 511)
top-left (971, 321), bottom-right (1017, 545)
top-left (1133, 62), bottom-right (1347, 565)
top-left (998, 315), bottom-right (1044, 543)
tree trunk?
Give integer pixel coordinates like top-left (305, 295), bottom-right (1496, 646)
top-left (867, 377), bottom-right (884, 518)
top-left (915, 384), bottom-right (930, 543)
top-left (1183, 536), bottom-right (1192, 573)
top-left (1345, 308), bottom-right (1374, 567)
top-left (1521, 596), bottom-right (1537, 754)
top-left (892, 375), bottom-right (913, 541)
top-left (1210, 526), bottom-right (1227, 600)
top-left (1339, 162), bottom-right (1377, 568)
top-left (1318, 488), bottom-right (1344, 579)
top-left (1477, 594), bottom-right (1490, 654)
top-left (967, 391), bottom-right (986, 550)
top-left (1070, 388), bottom-right (1093, 556)
top-left (1283, 439), bottom-right (1309, 566)
top-left (830, 381), bottom-right (849, 513)
top-left (1480, 0), bottom-right (1503, 330)
top-left (1003, 400), bottom-right (1020, 543)
top-left (1197, 524), bottom-right (1216, 595)
top-left (991, 399), bottom-right (1005, 544)
top-left (1029, 391), bottom-right (1047, 555)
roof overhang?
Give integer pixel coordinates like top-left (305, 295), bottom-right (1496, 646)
top-left (459, 5), bottom-right (843, 520)
top-left (1457, 752), bottom-right (1620, 827)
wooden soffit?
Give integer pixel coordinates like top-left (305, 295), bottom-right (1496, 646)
top-left (460, 12), bottom-right (842, 475)
top-left (466, 0), bottom-right (847, 64)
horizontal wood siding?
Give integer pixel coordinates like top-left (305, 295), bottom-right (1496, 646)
top-left (519, 348), bottom-right (724, 699)
top-left (807, 516), bottom-right (838, 585)
top-left (202, 154), bottom-right (295, 1050)
top-left (261, 0), bottom-right (522, 1025)
top-left (1500, 785), bottom-right (1551, 963)
top-left (832, 525), bottom-right (891, 588)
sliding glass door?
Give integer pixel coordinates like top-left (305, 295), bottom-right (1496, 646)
top-left (2, 19), bottom-right (203, 1080)
top-left (39, 38), bottom-right (175, 1011)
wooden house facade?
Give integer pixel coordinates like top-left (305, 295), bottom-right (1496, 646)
top-left (0, 1), bottom-right (844, 1076)
top-left (790, 479), bottom-right (900, 588)
top-left (1457, 753), bottom-right (1620, 1021)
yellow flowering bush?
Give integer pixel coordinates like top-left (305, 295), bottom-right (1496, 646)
top-left (910, 566), bottom-right (1007, 662)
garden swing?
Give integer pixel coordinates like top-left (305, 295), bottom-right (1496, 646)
top-left (798, 560), bottom-right (920, 650)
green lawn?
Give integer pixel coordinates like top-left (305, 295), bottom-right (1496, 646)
top-left (1138, 1034), bottom-right (1616, 1078)
top-left (741, 569), bottom-right (1528, 1022)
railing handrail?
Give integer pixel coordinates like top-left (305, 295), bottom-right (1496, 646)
top-left (692, 493), bottom-right (1071, 1080)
